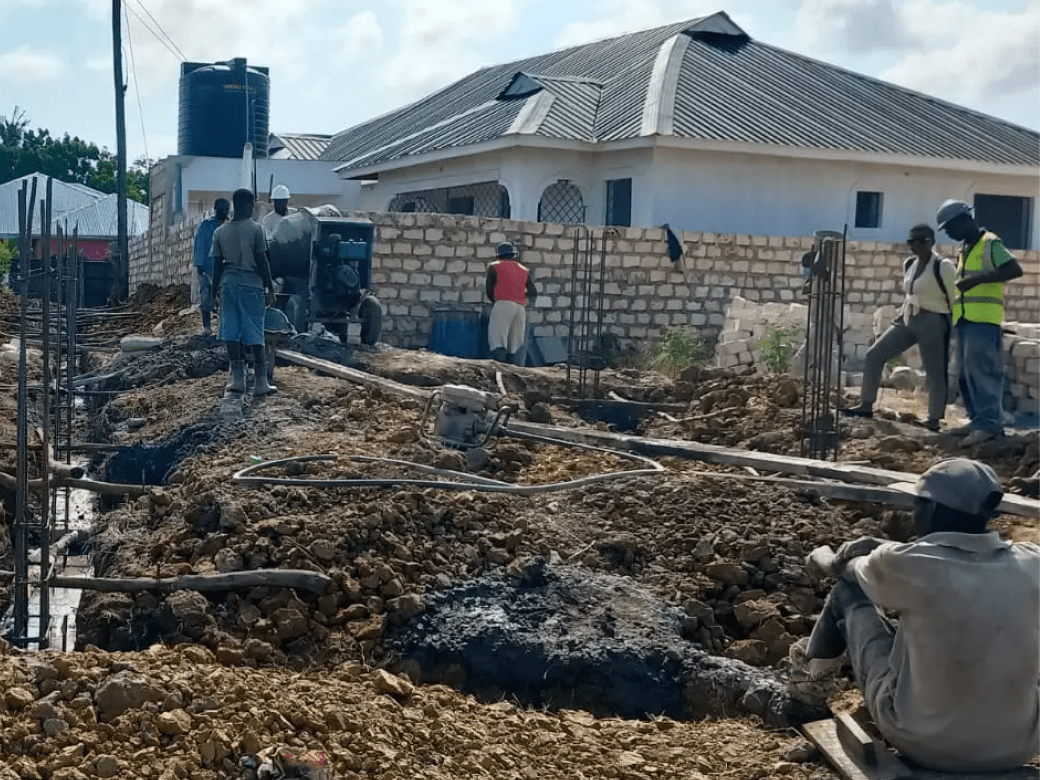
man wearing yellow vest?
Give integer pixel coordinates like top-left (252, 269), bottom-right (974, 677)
top-left (936, 200), bottom-right (1023, 447)
top-left (485, 241), bottom-right (538, 365)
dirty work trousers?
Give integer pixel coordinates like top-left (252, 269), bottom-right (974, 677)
top-left (488, 300), bottom-right (526, 354)
top-left (858, 310), bottom-right (950, 421)
top-left (196, 268), bottom-right (213, 315)
top-left (955, 321), bottom-right (1005, 435)
top-left (217, 279), bottom-right (265, 347)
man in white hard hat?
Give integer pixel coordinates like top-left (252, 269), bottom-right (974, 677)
top-left (935, 199), bottom-right (1023, 447)
top-left (804, 458), bottom-right (1039, 772)
top-left (262, 184), bottom-right (295, 240)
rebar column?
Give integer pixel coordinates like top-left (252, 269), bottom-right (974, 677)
top-left (799, 229), bottom-right (846, 460)
top-left (12, 178), bottom-right (37, 646)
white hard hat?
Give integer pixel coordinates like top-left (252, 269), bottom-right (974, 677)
top-left (272, 184), bottom-right (290, 200)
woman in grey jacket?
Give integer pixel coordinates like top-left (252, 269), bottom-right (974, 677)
top-left (843, 224), bottom-right (957, 431)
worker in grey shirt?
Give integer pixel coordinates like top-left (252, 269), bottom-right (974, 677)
top-left (805, 458), bottom-right (1039, 772)
top-left (212, 188), bottom-right (277, 396)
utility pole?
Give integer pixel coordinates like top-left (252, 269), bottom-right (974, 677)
top-left (112, 0), bottom-right (129, 302)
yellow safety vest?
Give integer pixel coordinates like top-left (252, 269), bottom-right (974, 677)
top-left (953, 231), bottom-right (1005, 326)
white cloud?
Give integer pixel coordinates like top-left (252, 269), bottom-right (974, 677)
top-left (554, 0), bottom-right (716, 49)
top-left (338, 10), bottom-right (384, 54)
top-left (381, 0), bottom-right (524, 95)
top-left (795, 0), bottom-right (910, 52)
top-left (0, 45), bottom-right (64, 83)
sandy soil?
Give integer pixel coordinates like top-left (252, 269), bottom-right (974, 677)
top-left (0, 284), bottom-right (1036, 779)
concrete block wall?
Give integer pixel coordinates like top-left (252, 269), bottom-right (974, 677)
top-left (129, 210), bottom-right (1040, 355)
top-left (129, 216), bottom-right (199, 291)
top-left (1004, 324), bottom-right (1040, 414)
top-left (717, 296), bottom-right (876, 372)
top-left (719, 297), bottom-right (1040, 413)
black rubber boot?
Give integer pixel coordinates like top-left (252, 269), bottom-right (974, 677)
top-left (252, 359), bottom-right (277, 396)
top-left (490, 347), bottom-right (509, 363)
top-left (225, 361), bottom-right (246, 393)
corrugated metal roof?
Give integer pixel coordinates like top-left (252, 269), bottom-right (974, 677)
top-left (531, 76), bottom-right (602, 141)
top-left (323, 13), bottom-right (1038, 173)
top-left (0, 173), bottom-right (149, 239)
top-left (670, 35), bottom-right (1037, 164)
top-left (54, 194), bottom-right (150, 239)
top-left (268, 133), bottom-right (332, 160)
top-left (0, 173), bottom-right (105, 236)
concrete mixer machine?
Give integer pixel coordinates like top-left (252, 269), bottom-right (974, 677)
top-left (266, 207), bottom-right (383, 345)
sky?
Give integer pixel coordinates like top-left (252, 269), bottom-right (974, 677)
top-left (0, 0), bottom-right (1037, 166)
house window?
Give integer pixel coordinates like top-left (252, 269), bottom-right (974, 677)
top-left (605, 178), bottom-right (632, 227)
top-left (448, 196), bottom-right (474, 215)
top-left (854, 191), bottom-right (883, 228)
top-left (974, 194), bottom-right (1032, 250)
top-left (538, 181), bottom-right (584, 223)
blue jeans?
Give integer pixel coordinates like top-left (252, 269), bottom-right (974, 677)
top-left (955, 321), bottom-right (1005, 434)
top-left (218, 279), bottom-right (265, 347)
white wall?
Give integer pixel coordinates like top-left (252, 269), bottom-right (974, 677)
top-left (168, 156), bottom-right (359, 220)
top-left (350, 146), bottom-right (657, 226)
top-left (343, 143), bottom-right (1039, 247)
top-left (648, 146), bottom-right (1040, 246)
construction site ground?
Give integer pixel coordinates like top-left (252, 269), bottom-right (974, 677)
top-left (0, 285), bottom-right (1037, 780)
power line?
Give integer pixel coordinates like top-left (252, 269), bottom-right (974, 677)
top-left (129, 0), bottom-right (186, 62)
top-left (124, 2), bottom-right (182, 62)
top-left (123, 4), bottom-right (150, 165)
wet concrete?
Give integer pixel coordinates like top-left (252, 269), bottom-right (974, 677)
top-left (388, 558), bottom-right (826, 727)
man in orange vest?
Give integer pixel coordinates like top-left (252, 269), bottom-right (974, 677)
top-left (936, 200), bottom-right (1023, 447)
top-left (485, 241), bottom-right (537, 365)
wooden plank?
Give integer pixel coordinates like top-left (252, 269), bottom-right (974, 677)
top-left (803, 719), bottom-right (912, 780)
top-left (277, 351), bottom-right (1040, 520)
top-left (680, 470), bottom-right (918, 508)
top-left (275, 349), bottom-right (431, 402)
top-left (47, 569), bottom-right (332, 595)
top-left (836, 713), bottom-right (878, 765)
top-left (509, 422), bottom-right (1040, 518)
top-left (888, 482), bottom-right (1037, 520)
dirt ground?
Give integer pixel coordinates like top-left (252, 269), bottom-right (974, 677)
top-left (0, 285), bottom-right (1037, 779)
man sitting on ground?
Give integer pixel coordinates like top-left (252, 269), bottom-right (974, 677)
top-left (805, 458), bottom-right (1039, 771)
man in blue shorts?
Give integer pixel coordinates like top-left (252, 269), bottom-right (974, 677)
top-left (212, 188), bottom-right (277, 396)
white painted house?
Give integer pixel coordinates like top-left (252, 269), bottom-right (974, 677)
top-left (148, 133), bottom-right (355, 226)
top-left (322, 12), bottom-right (1039, 249)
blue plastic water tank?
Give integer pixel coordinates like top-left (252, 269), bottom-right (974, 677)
top-left (429, 308), bottom-right (488, 359)
top-left (178, 58), bottom-right (269, 158)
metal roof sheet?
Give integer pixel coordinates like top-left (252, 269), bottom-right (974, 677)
top-left (0, 173), bottom-right (105, 237)
top-left (0, 173), bottom-right (149, 239)
top-left (324, 14), bottom-right (1038, 173)
top-left (53, 193), bottom-right (150, 239)
top-left (268, 133), bottom-right (332, 160)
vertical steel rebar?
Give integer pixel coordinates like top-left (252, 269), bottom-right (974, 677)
top-left (12, 181), bottom-right (34, 644)
top-left (566, 228), bottom-right (580, 399)
top-left (800, 230), bottom-right (846, 461)
top-left (593, 230), bottom-right (608, 400)
top-left (39, 180), bottom-right (53, 648)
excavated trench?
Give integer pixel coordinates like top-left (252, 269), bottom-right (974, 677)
top-left (388, 557), bottom-right (827, 727)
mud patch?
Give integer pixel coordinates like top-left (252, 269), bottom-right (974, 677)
top-left (388, 558), bottom-right (825, 727)
top-left (102, 420), bottom-right (223, 486)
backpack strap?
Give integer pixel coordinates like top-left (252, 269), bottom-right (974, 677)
top-left (932, 256), bottom-right (952, 312)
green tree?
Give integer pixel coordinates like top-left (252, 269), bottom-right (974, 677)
top-left (0, 107), bottom-right (149, 203)
top-left (0, 239), bottom-right (14, 281)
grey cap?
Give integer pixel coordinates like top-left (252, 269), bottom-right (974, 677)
top-left (936, 199), bottom-right (972, 229)
top-left (497, 241), bottom-right (517, 259)
top-left (893, 458), bottom-right (1003, 516)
